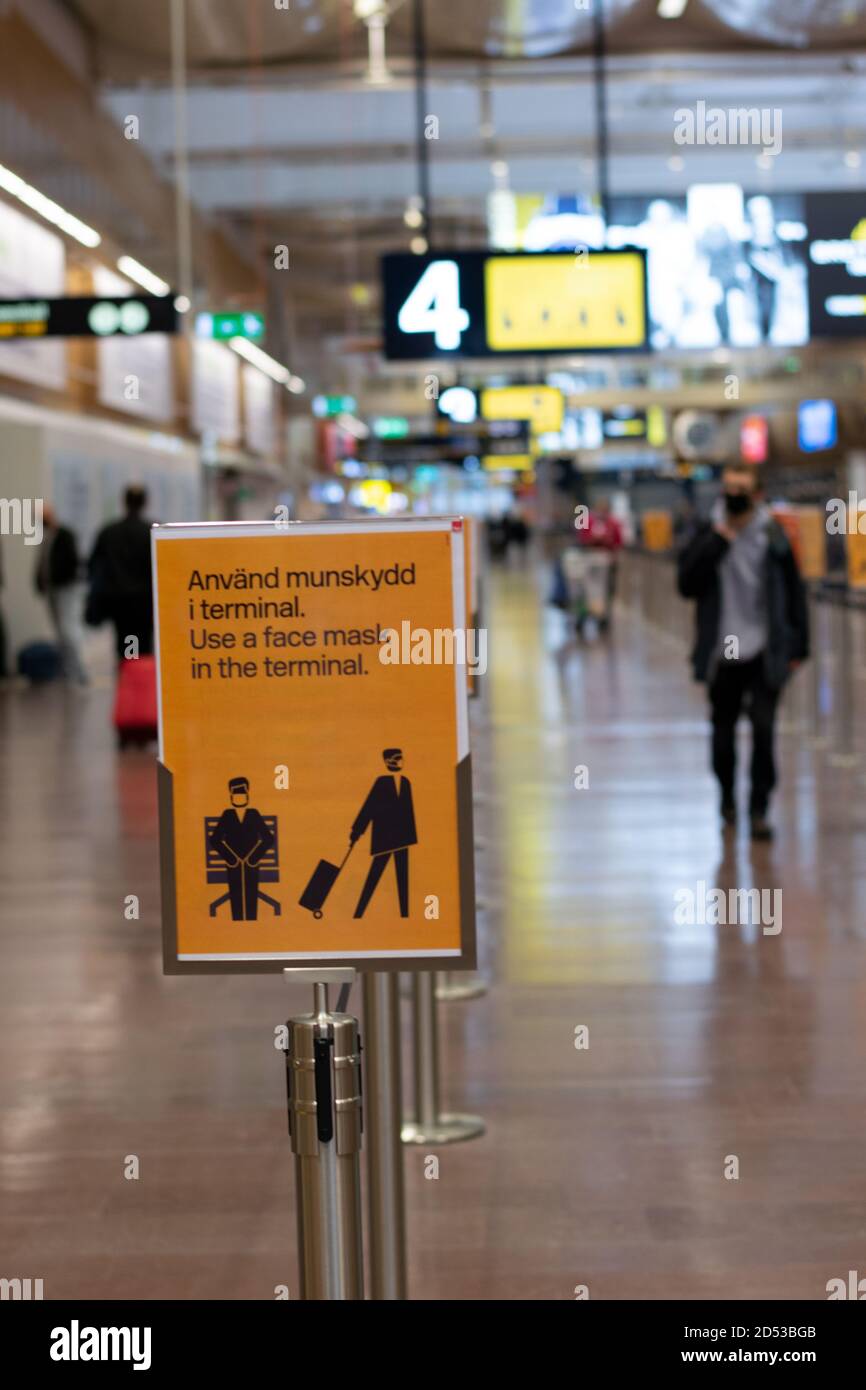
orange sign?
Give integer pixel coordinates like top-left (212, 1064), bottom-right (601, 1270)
top-left (464, 516), bottom-right (481, 699)
top-left (796, 508), bottom-right (827, 581)
top-left (772, 506), bottom-right (827, 581)
top-left (641, 510), bottom-right (674, 552)
top-left (153, 518), bottom-right (476, 973)
top-left (847, 531), bottom-right (866, 589)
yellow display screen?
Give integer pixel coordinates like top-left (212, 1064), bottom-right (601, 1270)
top-left (484, 251), bottom-right (647, 352)
top-left (482, 455), bottom-right (533, 472)
top-left (481, 385), bottom-right (564, 436)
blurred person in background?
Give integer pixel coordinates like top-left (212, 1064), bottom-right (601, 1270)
top-left (487, 512), bottom-right (509, 562)
top-left (677, 462), bottom-right (808, 842)
top-left (579, 496), bottom-right (624, 632)
top-left (88, 485), bottom-right (154, 660)
top-left (34, 505), bottom-right (88, 685)
top-left (506, 507), bottom-right (531, 557)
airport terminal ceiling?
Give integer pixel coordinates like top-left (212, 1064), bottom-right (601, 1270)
top-left (60, 1), bottom-right (866, 68)
top-left (7, 1), bottom-right (855, 370)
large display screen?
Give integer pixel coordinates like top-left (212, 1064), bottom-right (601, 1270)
top-left (382, 249), bottom-right (648, 360)
top-left (798, 398), bottom-right (838, 452)
top-left (606, 186), bottom-right (810, 350)
top-left (805, 193), bottom-right (866, 337)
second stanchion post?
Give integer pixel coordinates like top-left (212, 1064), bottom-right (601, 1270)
top-left (402, 972), bottom-right (485, 1146)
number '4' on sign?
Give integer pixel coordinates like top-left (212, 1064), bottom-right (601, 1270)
top-left (398, 260), bottom-right (469, 351)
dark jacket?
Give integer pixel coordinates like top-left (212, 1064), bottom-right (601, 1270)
top-left (352, 775), bottom-right (417, 856)
top-left (35, 525), bottom-right (79, 594)
top-left (209, 808), bottom-right (274, 868)
top-left (677, 518), bottom-right (809, 689)
top-left (89, 514), bottom-right (153, 601)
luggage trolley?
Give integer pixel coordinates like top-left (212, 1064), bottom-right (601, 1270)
top-left (561, 546), bottom-right (613, 635)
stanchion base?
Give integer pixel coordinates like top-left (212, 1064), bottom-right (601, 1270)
top-left (436, 977), bottom-right (488, 1002)
top-left (401, 1114), bottom-right (485, 1146)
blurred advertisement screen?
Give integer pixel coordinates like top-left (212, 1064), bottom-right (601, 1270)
top-left (606, 186), bottom-right (810, 350)
top-left (806, 192), bottom-right (866, 337)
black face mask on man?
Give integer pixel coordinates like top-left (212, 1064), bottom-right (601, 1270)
top-left (724, 491), bottom-right (752, 518)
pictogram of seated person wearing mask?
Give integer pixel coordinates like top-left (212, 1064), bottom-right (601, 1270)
top-left (350, 748), bottom-right (417, 919)
top-left (207, 777), bottom-right (280, 921)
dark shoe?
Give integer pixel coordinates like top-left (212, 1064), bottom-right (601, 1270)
top-left (750, 815), bottom-right (774, 842)
top-left (721, 801), bottom-right (737, 827)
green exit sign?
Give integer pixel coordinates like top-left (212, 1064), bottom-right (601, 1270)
top-left (373, 417), bottom-right (410, 439)
top-left (195, 311), bottom-right (265, 341)
top-left (313, 394), bottom-right (358, 418)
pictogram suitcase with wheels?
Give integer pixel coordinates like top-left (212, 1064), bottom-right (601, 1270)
top-left (299, 844), bottom-right (353, 919)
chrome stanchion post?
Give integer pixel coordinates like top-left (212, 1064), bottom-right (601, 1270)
top-left (830, 598), bottom-right (858, 767)
top-left (362, 971), bottom-right (407, 1299)
top-left (402, 973), bottom-right (484, 1146)
top-left (436, 970), bottom-right (487, 1002)
top-left (809, 589), bottom-right (828, 748)
top-left (282, 968), bottom-right (363, 1301)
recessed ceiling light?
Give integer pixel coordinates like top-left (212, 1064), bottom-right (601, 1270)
top-left (410, 236), bottom-right (429, 255)
top-left (667, 155), bottom-right (685, 172)
top-left (117, 255), bottom-right (171, 296)
top-left (229, 337), bottom-right (291, 385)
top-left (657, 0), bottom-right (689, 17)
top-left (0, 160), bottom-right (101, 248)
top-left (845, 150), bottom-right (861, 168)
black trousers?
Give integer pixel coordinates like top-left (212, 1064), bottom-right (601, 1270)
top-left (709, 654), bottom-right (780, 815)
top-left (111, 599), bottom-right (154, 660)
top-left (354, 848), bottom-right (409, 918)
top-left (226, 863), bottom-right (261, 921)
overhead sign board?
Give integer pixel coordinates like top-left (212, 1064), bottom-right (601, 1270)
top-left (313, 394), bottom-right (357, 418)
top-left (0, 295), bottom-right (178, 338)
top-left (357, 420), bottom-right (529, 465)
top-left (373, 416), bottom-right (411, 439)
top-left (195, 311), bottom-right (265, 342)
top-left (481, 385), bottom-right (564, 436)
top-left (382, 249), bottom-right (648, 360)
top-left (153, 517), bottom-right (476, 974)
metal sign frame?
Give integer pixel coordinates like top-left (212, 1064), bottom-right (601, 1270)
top-left (153, 516), bottom-right (476, 975)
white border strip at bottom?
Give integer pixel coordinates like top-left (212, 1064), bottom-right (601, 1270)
top-left (180, 948), bottom-right (461, 961)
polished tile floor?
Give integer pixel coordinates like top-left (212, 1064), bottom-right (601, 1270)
top-left (2, 554), bottom-right (865, 1300)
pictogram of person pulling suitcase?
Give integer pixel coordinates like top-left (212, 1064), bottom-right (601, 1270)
top-left (299, 748), bottom-right (417, 920)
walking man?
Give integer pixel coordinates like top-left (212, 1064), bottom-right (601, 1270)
top-left (677, 463), bottom-right (809, 841)
top-left (351, 748), bottom-right (417, 918)
top-left (88, 485), bottom-right (154, 659)
top-left (35, 506), bottom-right (88, 684)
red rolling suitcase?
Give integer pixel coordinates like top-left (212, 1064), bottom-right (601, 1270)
top-left (113, 655), bottom-right (158, 749)
top-left (299, 844), bottom-right (354, 919)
